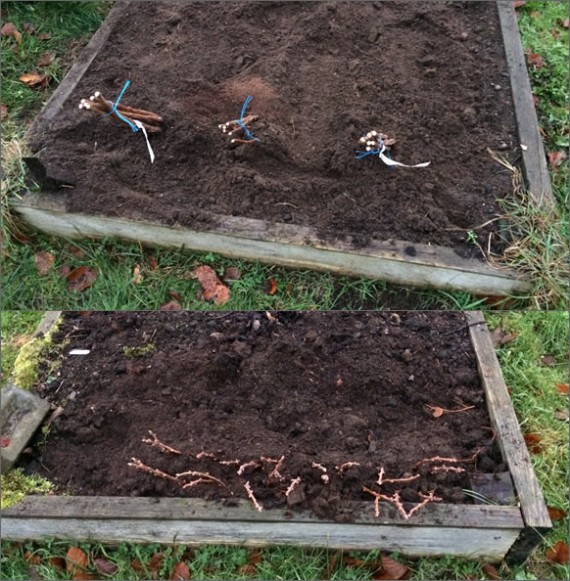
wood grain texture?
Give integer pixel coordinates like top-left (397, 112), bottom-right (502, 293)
top-left (32, 311), bottom-right (62, 338)
top-left (466, 312), bottom-right (551, 534)
top-left (496, 0), bottom-right (554, 206)
top-left (12, 196), bottom-right (531, 296)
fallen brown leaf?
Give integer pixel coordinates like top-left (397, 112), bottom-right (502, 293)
top-left (554, 410), bottom-right (569, 422)
top-left (93, 558), bottom-right (117, 576)
top-left (237, 564), bottom-right (257, 576)
top-left (548, 150), bottom-right (567, 168)
top-left (19, 71), bottom-right (49, 89)
top-left (222, 266), bottom-right (242, 282)
top-left (132, 265), bottom-right (142, 284)
top-left (58, 265), bottom-right (71, 277)
top-left (48, 556), bottom-right (66, 570)
top-left (170, 561), bottom-right (190, 580)
top-left (1, 22), bottom-right (21, 44)
top-left (148, 255), bottom-right (159, 270)
top-left (532, 94), bottom-right (539, 106)
top-left (66, 266), bottom-right (97, 292)
top-left (523, 433), bottom-right (543, 454)
top-left (0, 436), bottom-right (11, 447)
top-left (264, 277), bottom-right (278, 295)
top-left (324, 551), bottom-right (341, 580)
top-left (546, 540), bottom-right (570, 564)
top-left (481, 563), bottom-right (501, 580)
top-left (65, 547), bottom-right (88, 577)
top-left (24, 551), bottom-right (41, 565)
top-left (525, 50), bottom-right (544, 69)
top-left (490, 327), bottom-right (518, 347)
top-left (557, 383), bottom-right (569, 395)
top-left (37, 32), bottom-right (52, 40)
top-left (0, 103), bottom-right (7, 120)
top-left (512, 0), bottom-right (526, 7)
top-left (22, 22), bottom-right (36, 34)
top-left (37, 52), bottom-right (55, 67)
top-left (72, 572), bottom-right (95, 581)
top-left (160, 300), bottom-right (182, 311)
top-left (34, 251), bottom-right (55, 276)
top-left (374, 555), bottom-right (410, 580)
top-left (540, 355), bottom-right (557, 366)
top-left (149, 552), bottom-right (164, 579)
top-left (547, 506), bottom-right (567, 521)
top-left (168, 290), bottom-right (183, 302)
top-left (192, 265), bottom-right (230, 306)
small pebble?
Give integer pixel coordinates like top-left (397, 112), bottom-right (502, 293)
top-left (494, 84), bottom-right (502, 91)
top-left (459, 31), bottom-right (469, 41)
top-left (498, 142), bottom-right (508, 151)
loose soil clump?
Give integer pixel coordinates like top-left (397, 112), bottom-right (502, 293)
top-left (31, 1), bottom-right (518, 257)
top-left (30, 311), bottom-right (506, 522)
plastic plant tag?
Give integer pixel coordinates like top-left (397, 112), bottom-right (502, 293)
top-left (69, 349), bottom-right (90, 355)
top-left (134, 119), bottom-right (155, 163)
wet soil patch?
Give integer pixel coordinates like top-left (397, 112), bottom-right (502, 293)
top-left (31, 1), bottom-right (518, 258)
top-left (30, 311), bottom-right (505, 521)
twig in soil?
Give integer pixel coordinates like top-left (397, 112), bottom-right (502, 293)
top-left (237, 461), bottom-right (261, 476)
top-left (218, 95), bottom-right (260, 144)
top-left (336, 462), bottom-right (361, 474)
top-left (414, 448), bottom-right (483, 469)
top-left (78, 85), bottom-right (163, 133)
top-left (311, 462), bottom-right (330, 484)
top-left (285, 477), bottom-right (302, 498)
top-left (429, 465), bottom-right (466, 474)
top-left (128, 457), bottom-right (178, 483)
top-left (244, 481), bottom-right (263, 512)
top-left (219, 459), bottom-right (241, 466)
top-left (142, 430), bottom-right (182, 455)
top-left (376, 467), bottom-right (420, 486)
top-left (176, 470), bottom-right (230, 490)
top-left (425, 403), bottom-right (475, 418)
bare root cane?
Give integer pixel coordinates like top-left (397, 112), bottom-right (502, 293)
top-left (78, 91), bottom-right (163, 133)
top-left (268, 455), bottom-right (285, 482)
top-left (414, 448), bottom-right (482, 469)
top-left (218, 114), bottom-right (259, 145)
top-left (285, 477), bottom-right (302, 498)
top-left (244, 481), bottom-right (263, 512)
top-left (128, 457), bottom-right (178, 483)
top-left (176, 470), bottom-right (230, 491)
top-left (363, 487), bottom-right (442, 520)
top-left (311, 462), bottom-right (330, 484)
top-left (376, 467), bottom-right (420, 486)
top-left (142, 430), bottom-right (182, 455)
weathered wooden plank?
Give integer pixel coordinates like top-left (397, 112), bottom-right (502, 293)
top-left (2, 496), bottom-right (524, 529)
top-left (1, 516), bottom-right (520, 561)
top-left (32, 311), bottom-right (62, 338)
top-left (27, 2), bottom-right (128, 139)
top-left (12, 197), bottom-right (530, 296)
top-left (466, 312), bottom-right (551, 537)
top-left (496, 0), bottom-right (554, 206)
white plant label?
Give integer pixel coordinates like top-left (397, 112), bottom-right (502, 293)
top-left (379, 144), bottom-right (430, 168)
top-left (69, 349), bottom-right (90, 355)
top-left (134, 119), bottom-right (155, 163)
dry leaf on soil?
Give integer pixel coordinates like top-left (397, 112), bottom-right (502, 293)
top-left (65, 547), bottom-right (89, 577)
top-left (48, 556), bottom-right (67, 570)
top-left (192, 265), bottom-right (230, 306)
top-left (525, 50), bottom-right (544, 68)
top-left (374, 556), bottom-right (411, 580)
top-left (546, 541), bottom-right (570, 564)
top-left (168, 290), bottom-right (183, 302)
top-left (132, 265), bottom-right (142, 284)
top-left (490, 327), bottom-right (518, 347)
top-left (222, 266), bottom-right (242, 282)
top-left (548, 150), bottom-right (567, 168)
top-left (149, 552), bottom-right (164, 579)
top-left (19, 72), bottom-right (49, 89)
top-left (93, 558), bottom-right (118, 576)
top-left (540, 355), bottom-right (557, 366)
top-left (557, 383), bottom-right (569, 395)
top-left (66, 266), bottom-right (97, 292)
top-left (23, 551), bottom-right (41, 565)
top-left (34, 251), bottom-right (55, 275)
top-left (0, 22), bottom-right (22, 44)
top-left (264, 277), bottom-right (278, 295)
top-left (160, 300), bottom-right (182, 311)
top-left (36, 52), bottom-right (55, 67)
top-left (170, 561), bottom-right (190, 580)
top-left (481, 563), bottom-right (501, 580)
top-left (523, 433), bottom-right (543, 454)
top-left (547, 506), bottom-right (567, 521)
top-left (147, 255), bottom-right (159, 270)
top-left (0, 103), bottom-right (7, 120)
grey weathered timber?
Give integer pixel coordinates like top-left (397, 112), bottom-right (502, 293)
top-left (466, 312), bottom-right (552, 565)
top-left (2, 497), bottom-right (523, 561)
top-left (8, 0), bottom-right (553, 296)
top-left (496, 0), bottom-right (553, 206)
top-left (12, 194), bottom-right (530, 296)
top-left (0, 311), bottom-right (552, 564)
top-left (32, 311), bottom-right (62, 338)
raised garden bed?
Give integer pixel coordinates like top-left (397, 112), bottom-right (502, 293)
top-left (2, 311), bottom-right (551, 564)
top-left (12, 0), bottom-right (552, 296)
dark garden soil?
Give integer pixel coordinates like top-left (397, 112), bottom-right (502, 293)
top-left (31, 1), bottom-right (519, 258)
top-left (30, 311), bottom-right (506, 522)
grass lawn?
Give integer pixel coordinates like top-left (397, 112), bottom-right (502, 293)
top-left (1, 310), bottom-right (568, 580)
top-left (1, 0), bottom-right (568, 310)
